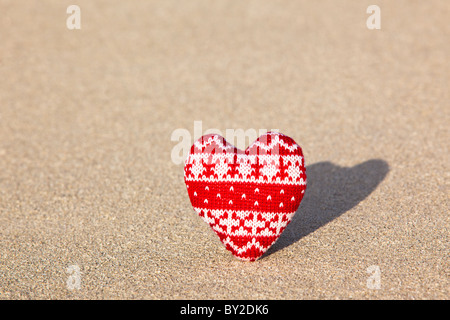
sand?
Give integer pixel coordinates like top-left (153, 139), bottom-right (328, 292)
top-left (0, 0), bottom-right (448, 299)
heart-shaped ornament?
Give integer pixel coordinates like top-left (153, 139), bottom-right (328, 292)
top-left (184, 132), bottom-right (307, 261)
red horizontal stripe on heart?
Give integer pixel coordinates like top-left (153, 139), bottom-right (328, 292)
top-left (186, 181), bottom-right (304, 214)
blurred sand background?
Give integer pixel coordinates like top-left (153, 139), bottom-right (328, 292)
top-left (0, 0), bottom-right (448, 299)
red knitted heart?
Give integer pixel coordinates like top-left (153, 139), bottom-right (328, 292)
top-left (184, 132), bottom-right (307, 261)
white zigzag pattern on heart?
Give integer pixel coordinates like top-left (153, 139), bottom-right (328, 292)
top-left (246, 133), bottom-right (299, 153)
top-left (193, 135), bottom-right (234, 151)
top-left (221, 237), bottom-right (269, 259)
top-left (194, 207), bottom-right (295, 237)
top-left (185, 175), bottom-right (306, 186)
top-left (193, 133), bottom-right (299, 154)
top-left (186, 153), bottom-right (303, 166)
top-left (185, 153), bottom-right (305, 185)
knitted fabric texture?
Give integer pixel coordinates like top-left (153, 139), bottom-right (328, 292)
top-left (184, 132), bottom-right (307, 261)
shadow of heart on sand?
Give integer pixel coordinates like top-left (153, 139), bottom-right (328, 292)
top-left (263, 159), bottom-right (389, 258)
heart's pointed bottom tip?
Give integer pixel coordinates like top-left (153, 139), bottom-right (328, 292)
top-left (235, 257), bottom-right (259, 262)
top-left (234, 255), bottom-right (260, 262)
top-left (224, 238), bottom-right (272, 262)
top-left (232, 250), bottom-right (266, 262)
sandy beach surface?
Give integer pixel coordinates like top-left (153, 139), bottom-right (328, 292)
top-left (0, 0), bottom-right (448, 299)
